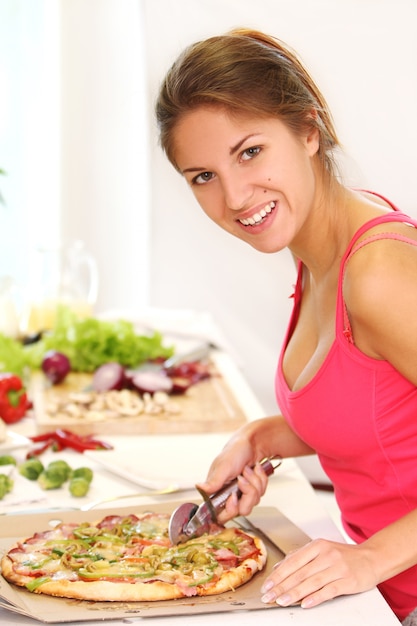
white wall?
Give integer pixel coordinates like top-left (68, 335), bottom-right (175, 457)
top-left (143, 0), bottom-right (417, 415)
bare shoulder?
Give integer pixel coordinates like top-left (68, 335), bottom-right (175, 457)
top-left (343, 225), bottom-right (417, 361)
top-left (345, 221), bottom-right (417, 295)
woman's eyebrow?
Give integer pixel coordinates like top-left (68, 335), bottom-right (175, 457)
top-left (182, 165), bottom-right (206, 174)
top-left (229, 133), bottom-right (260, 156)
top-left (181, 133), bottom-right (262, 174)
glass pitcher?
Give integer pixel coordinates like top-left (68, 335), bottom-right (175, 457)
top-left (22, 240), bottom-right (99, 334)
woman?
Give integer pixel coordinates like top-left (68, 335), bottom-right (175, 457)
top-left (155, 29), bottom-right (417, 624)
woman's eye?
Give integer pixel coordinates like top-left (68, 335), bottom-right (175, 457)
top-left (193, 171), bottom-right (214, 185)
top-left (241, 146), bottom-right (261, 161)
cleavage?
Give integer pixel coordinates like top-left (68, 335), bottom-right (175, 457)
top-left (282, 278), bottom-right (337, 392)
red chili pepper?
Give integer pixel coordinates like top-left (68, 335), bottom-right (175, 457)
top-left (28, 429), bottom-right (113, 455)
top-left (0, 373), bottom-right (31, 424)
top-left (51, 439), bottom-right (66, 452)
top-left (29, 432), bottom-right (54, 443)
top-left (54, 429), bottom-right (113, 452)
top-left (26, 439), bottom-right (56, 459)
top-left (53, 429), bottom-right (92, 452)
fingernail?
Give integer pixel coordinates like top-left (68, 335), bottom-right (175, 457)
top-left (276, 593), bottom-right (292, 606)
top-left (260, 580), bottom-right (273, 594)
top-left (261, 591), bottom-right (277, 604)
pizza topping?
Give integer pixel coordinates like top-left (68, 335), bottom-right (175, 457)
top-left (2, 512), bottom-right (266, 599)
top-left (26, 576), bottom-right (52, 592)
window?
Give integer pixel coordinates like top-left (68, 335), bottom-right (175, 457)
top-left (1, 0), bottom-right (150, 323)
top-left (0, 0), bottom-right (60, 291)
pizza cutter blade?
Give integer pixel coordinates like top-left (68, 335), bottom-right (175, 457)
top-left (168, 502), bottom-right (201, 544)
top-left (168, 456), bottom-right (282, 544)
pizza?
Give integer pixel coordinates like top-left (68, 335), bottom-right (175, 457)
top-left (1, 512), bottom-right (267, 602)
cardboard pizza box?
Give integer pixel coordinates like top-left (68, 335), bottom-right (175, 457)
top-left (0, 503), bottom-right (309, 623)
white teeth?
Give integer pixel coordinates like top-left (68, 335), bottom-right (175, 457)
top-left (238, 201), bottom-right (275, 226)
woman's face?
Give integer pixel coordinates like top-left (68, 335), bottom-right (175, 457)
top-left (172, 107), bottom-right (320, 254)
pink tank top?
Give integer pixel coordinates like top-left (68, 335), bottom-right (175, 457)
top-left (275, 200), bottom-right (417, 620)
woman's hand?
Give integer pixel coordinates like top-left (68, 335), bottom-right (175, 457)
top-left (196, 415), bottom-right (313, 524)
top-left (196, 427), bottom-right (269, 523)
top-left (198, 461), bottom-right (270, 523)
top-left (260, 539), bottom-right (378, 609)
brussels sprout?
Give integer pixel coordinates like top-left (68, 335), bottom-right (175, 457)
top-left (0, 454), bottom-right (17, 466)
top-left (37, 468), bottom-right (68, 490)
top-left (0, 473), bottom-right (14, 499)
top-left (72, 467), bottom-right (93, 484)
top-left (69, 476), bottom-right (90, 497)
top-left (46, 459), bottom-right (72, 481)
top-left (18, 458), bottom-right (44, 481)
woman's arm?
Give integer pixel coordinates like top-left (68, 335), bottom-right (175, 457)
top-left (261, 507), bottom-right (417, 609)
top-left (197, 415), bottom-right (314, 521)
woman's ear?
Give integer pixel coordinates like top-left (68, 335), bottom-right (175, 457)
top-left (305, 109), bottom-right (320, 156)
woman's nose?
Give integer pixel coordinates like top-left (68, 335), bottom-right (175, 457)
top-left (221, 171), bottom-right (252, 211)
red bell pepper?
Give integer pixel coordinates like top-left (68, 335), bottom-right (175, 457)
top-left (0, 373), bottom-right (31, 424)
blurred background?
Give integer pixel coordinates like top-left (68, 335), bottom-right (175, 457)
top-left (1, 0), bottom-right (417, 427)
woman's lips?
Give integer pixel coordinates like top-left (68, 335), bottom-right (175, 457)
top-left (237, 201), bottom-right (276, 226)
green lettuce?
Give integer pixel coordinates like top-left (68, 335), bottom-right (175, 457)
top-left (0, 307), bottom-right (174, 374)
top-left (0, 334), bottom-right (29, 377)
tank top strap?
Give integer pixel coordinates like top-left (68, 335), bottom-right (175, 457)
top-left (337, 212), bottom-right (417, 342)
top-left (286, 259), bottom-right (303, 341)
top-left (350, 231), bottom-right (417, 256)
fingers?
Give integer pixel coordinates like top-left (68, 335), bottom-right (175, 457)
top-left (198, 462), bottom-right (270, 524)
top-left (198, 452), bottom-right (247, 495)
top-left (211, 462), bottom-right (270, 523)
top-left (260, 543), bottom-right (335, 608)
top-left (260, 540), bottom-right (377, 610)
top-left (238, 462), bottom-right (269, 512)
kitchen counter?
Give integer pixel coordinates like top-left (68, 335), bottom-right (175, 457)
top-left (0, 454), bottom-right (400, 625)
top-left (0, 312), bottom-right (400, 624)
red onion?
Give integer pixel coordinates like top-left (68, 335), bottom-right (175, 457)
top-left (41, 351), bottom-right (71, 385)
top-left (92, 362), bottom-right (126, 392)
top-left (130, 370), bottom-right (174, 394)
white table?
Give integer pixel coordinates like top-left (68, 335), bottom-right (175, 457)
top-left (0, 338), bottom-right (400, 625)
top-left (0, 458), bottom-right (400, 625)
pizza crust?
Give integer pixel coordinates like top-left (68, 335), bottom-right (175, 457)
top-left (1, 518), bottom-right (267, 602)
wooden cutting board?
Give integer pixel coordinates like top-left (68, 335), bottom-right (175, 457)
top-left (30, 356), bottom-right (248, 435)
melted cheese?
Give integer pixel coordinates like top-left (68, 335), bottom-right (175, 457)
top-left (15, 513), bottom-right (258, 589)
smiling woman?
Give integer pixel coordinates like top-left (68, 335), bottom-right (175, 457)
top-left (145, 1), bottom-right (417, 432)
top-left (154, 26), bottom-right (417, 624)
top-left (158, 31), bottom-right (338, 177)
top-left (170, 108), bottom-right (321, 254)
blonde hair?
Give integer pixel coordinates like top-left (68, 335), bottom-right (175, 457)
top-left (156, 28), bottom-right (340, 177)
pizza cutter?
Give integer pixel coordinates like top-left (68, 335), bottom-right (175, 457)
top-left (168, 456), bottom-right (282, 544)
